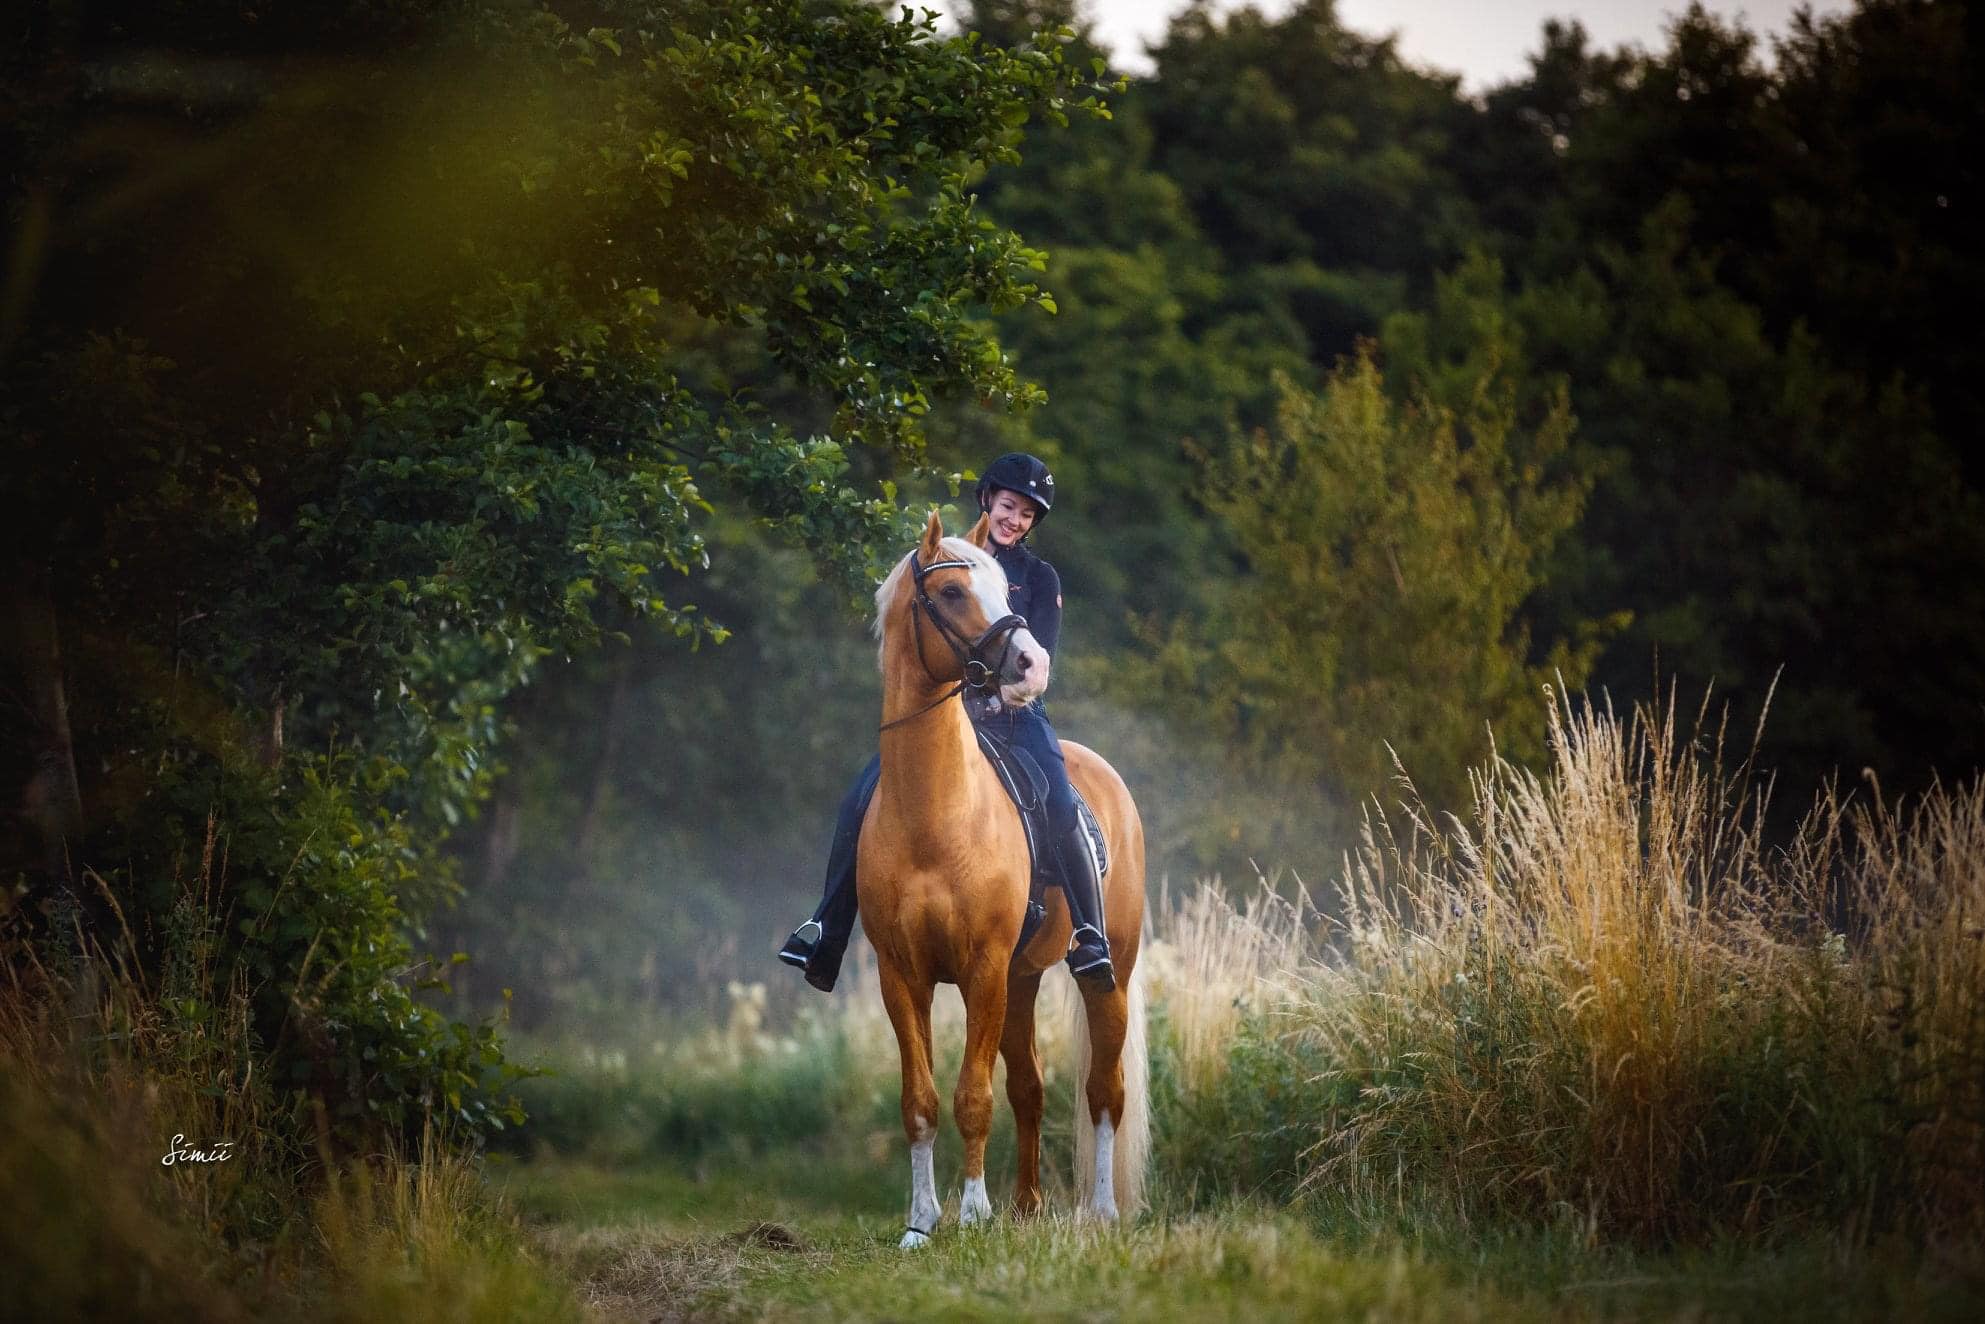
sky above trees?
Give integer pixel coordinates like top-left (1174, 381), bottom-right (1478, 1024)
top-left (937, 0), bottom-right (1856, 86)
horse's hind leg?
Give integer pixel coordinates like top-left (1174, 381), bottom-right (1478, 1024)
top-left (999, 970), bottom-right (1045, 1216)
top-left (1079, 982), bottom-right (1130, 1220)
top-left (953, 955), bottom-right (1010, 1227)
top-left (878, 960), bottom-right (941, 1249)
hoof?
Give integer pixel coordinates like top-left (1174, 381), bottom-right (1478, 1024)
top-left (898, 1227), bottom-right (932, 1250)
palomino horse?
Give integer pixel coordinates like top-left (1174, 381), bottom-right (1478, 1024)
top-left (860, 510), bottom-right (1148, 1248)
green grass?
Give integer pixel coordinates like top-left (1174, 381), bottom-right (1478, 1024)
top-left (498, 1147), bottom-right (1985, 1323)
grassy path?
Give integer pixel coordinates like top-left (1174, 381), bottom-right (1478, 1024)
top-left (491, 1152), bottom-right (1978, 1323)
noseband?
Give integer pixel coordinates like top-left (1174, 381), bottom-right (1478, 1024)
top-left (879, 551), bottom-right (1030, 733)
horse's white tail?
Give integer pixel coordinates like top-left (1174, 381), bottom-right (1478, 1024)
top-left (1071, 955), bottom-right (1149, 1217)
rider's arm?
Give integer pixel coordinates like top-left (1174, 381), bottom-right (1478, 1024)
top-left (1028, 560), bottom-right (1062, 658)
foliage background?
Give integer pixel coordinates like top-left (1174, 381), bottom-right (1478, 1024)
top-left (4, 0), bottom-right (1981, 1132)
top-left (438, 0), bottom-right (1984, 1033)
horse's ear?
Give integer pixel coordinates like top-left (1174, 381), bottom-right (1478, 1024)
top-left (919, 508), bottom-right (945, 560)
top-left (966, 513), bottom-right (992, 550)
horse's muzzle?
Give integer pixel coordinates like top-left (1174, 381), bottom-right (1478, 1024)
top-left (997, 627), bottom-right (1050, 705)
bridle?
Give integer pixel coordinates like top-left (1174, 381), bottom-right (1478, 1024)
top-left (878, 550), bottom-right (1030, 733)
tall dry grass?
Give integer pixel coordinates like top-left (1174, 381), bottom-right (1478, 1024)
top-left (0, 821), bottom-right (580, 1322)
top-left (1, 852), bottom-right (286, 1321)
top-left (306, 1121), bottom-right (584, 1324)
top-left (1284, 688), bottom-right (1984, 1242)
top-left (1141, 875), bottom-right (1314, 1095)
top-left (1848, 771), bottom-right (1985, 1225)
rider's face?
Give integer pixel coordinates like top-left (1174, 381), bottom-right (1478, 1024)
top-left (986, 488), bottom-right (1042, 547)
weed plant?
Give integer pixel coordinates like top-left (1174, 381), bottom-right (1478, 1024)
top-left (1284, 690), bottom-right (1985, 1245)
top-left (0, 836), bottom-right (579, 1321)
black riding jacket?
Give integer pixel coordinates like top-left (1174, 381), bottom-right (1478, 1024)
top-left (992, 538), bottom-right (1061, 658)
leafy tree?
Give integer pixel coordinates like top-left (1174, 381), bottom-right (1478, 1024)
top-left (1127, 342), bottom-right (1598, 869)
top-left (1435, 1), bottom-right (1985, 800)
top-left (1759, 0), bottom-right (1985, 483)
top-left (2, 0), bottom-right (1105, 1142)
top-left (1138, 0), bottom-right (1477, 348)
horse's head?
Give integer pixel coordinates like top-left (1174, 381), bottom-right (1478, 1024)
top-left (875, 510), bottom-right (1051, 708)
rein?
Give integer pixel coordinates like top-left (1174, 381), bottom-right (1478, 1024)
top-left (877, 551), bottom-right (1028, 734)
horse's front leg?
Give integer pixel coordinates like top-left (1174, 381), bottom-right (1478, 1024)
top-left (954, 954), bottom-right (1011, 1227)
top-left (999, 970), bottom-right (1045, 1216)
top-left (878, 958), bottom-right (941, 1249)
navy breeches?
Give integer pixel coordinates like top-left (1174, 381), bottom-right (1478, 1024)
top-left (806, 703), bottom-right (1078, 937)
top-left (987, 702), bottom-right (1078, 827)
top-left (809, 751), bottom-right (881, 940)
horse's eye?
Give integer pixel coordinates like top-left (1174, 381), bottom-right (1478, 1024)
top-left (941, 584), bottom-right (965, 601)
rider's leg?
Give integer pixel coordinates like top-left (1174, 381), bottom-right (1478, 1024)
top-left (1003, 706), bottom-right (1114, 991)
top-left (777, 753), bottom-right (881, 992)
top-left (1056, 814), bottom-right (1115, 992)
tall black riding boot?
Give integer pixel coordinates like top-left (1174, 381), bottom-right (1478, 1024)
top-left (777, 870), bottom-right (853, 992)
top-left (1057, 820), bottom-right (1115, 992)
top-left (777, 854), bottom-right (856, 992)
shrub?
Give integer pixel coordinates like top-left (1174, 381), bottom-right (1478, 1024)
top-left (1283, 691), bottom-right (1984, 1243)
top-left (70, 750), bottom-right (531, 1153)
top-left (0, 888), bottom-right (576, 1322)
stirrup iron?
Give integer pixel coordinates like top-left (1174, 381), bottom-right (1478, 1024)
top-left (778, 919), bottom-right (822, 968)
top-left (1067, 924), bottom-right (1114, 982)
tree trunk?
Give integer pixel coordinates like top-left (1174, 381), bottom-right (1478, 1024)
top-left (260, 687), bottom-right (285, 769)
top-left (572, 651), bottom-right (634, 864)
top-left (480, 782), bottom-right (522, 895)
top-left (6, 557), bottom-right (87, 904)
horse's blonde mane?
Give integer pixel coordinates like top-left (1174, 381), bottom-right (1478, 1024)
top-left (872, 535), bottom-right (1002, 669)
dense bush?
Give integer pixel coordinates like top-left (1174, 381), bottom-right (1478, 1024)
top-left (508, 1022), bottom-right (886, 1165)
top-left (60, 745), bottom-right (531, 1151)
top-left (1159, 695), bottom-right (1985, 1245)
top-left (1, 892), bottom-right (576, 1323)
top-left (1149, 1007), bottom-right (1338, 1207)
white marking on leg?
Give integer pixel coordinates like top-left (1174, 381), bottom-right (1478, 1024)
top-left (900, 1118), bottom-right (939, 1249)
top-left (1089, 1110), bottom-right (1118, 1221)
top-left (960, 1174), bottom-right (992, 1227)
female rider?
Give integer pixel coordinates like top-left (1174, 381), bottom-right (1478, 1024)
top-left (776, 452), bottom-right (1115, 993)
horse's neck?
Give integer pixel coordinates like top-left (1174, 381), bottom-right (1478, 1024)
top-left (876, 671), bottom-right (989, 847)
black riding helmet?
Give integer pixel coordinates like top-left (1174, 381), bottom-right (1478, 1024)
top-left (974, 452), bottom-right (1056, 526)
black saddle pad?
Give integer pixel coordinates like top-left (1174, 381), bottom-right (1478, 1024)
top-left (973, 728), bottom-right (1108, 957)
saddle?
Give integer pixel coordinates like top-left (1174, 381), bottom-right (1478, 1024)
top-left (973, 724), bottom-right (1110, 958)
